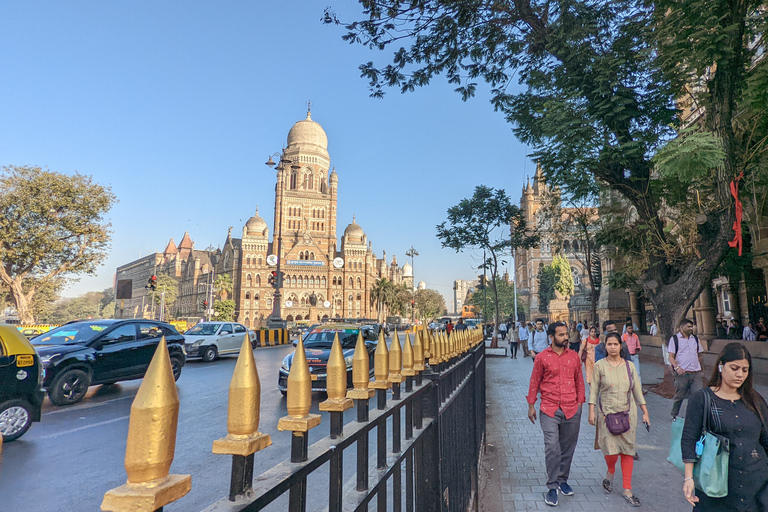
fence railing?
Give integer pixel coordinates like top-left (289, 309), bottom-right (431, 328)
top-left (100, 326), bottom-right (486, 512)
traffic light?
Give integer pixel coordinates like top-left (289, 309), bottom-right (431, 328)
top-left (202, 299), bottom-right (208, 309)
top-left (276, 271), bottom-right (285, 288)
top-left (477, 275), bottom-right (486, 290)
top-left (146, 275), bottom-right (157, 291)
top-left (268, 270), bottom-right (278, 288)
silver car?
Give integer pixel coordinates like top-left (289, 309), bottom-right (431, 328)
top-left (183, 322), bottom-right (251, 362)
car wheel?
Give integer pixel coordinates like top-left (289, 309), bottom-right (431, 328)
top-left (170, 356), bottom-right (183, 381)
top-left (202, 346), bottom-right (218, 362)
top-left (49, 368), bottom-right (91, 406)
top-left (0, 399), bottom-right (33, 442)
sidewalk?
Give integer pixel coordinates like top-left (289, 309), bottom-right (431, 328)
top-left (480, 348), bottom-right (696, 511)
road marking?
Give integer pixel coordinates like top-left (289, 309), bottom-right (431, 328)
top-left (38, 415), bottom-right (130, 439)
top-left (43, 394), bottom-right (136, 416)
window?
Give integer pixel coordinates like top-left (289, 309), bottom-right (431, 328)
top-left (258, 256), bottom-right (262, 265)
top-left (245, 292), bottom-right (251, 299)
top-left (356, 277), bottom-right (361, 288)
top-left (103, 324), bottom-right (137, 345)
top-left (356, 293), bottom-right (361, 301)
top-left (246, 274), bottom-right (252, 287)
top-left (349, 277), bottom-right (354, 287)
top-left (310, 252), bottom-right (315, 260)
top-left (234, 324), bottom-right (246, 334)
top-left (137, 324), bottom-right (161, 340)
top-left (722, 289), bottom-right (731, 313)
top-left (256, 275), bottom-right (261, 286)
top-left (220, 324), bottom-right (234, 335)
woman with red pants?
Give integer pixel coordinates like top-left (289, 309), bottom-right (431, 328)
top-left (588, 332), bottom-right (650, 507)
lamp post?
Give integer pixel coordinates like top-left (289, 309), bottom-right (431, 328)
top-left (265, 151), bottom-right (297, 329)
top-left (405, 246), bottom-right (418, 323)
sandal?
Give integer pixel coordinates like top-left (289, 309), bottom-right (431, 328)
top-left (623, 494), bottom-right (641, 507)
top-left (602, 479), bottom-right (613, 493)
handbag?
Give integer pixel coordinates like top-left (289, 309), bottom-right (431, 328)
top-left (667, 389), bottom-right (730, 498)
top-left (581, 347), bottom-right (588, 363)
top-left (599, 360), bottom-right (633, 436)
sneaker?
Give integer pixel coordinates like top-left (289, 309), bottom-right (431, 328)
top-left (623, 494), bottom-right (641, 507)
top-left (544, 488), bottom-right (559, 506)
top-left (559, 482), bottom-right (574, 496)
top-left (602, 478), bottom-right (613, 493)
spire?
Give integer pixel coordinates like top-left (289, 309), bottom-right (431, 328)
top-left (306, 99), bottom-right (312, 120)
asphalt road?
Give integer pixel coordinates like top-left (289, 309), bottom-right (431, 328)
top-left (0, 342), bottom-right (381, 512)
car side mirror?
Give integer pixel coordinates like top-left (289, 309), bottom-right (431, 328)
top-left (220, 331), bottom-right (231, 336)
top-left (91, 340), bottom-right (104, 351)
top-left (292, 340), bottom-right (298, 347)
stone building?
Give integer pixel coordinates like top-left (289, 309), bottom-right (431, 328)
top-left (453, 279), bottom-right (479, 314)
top-left (115, 109), bottom-right (413, 326)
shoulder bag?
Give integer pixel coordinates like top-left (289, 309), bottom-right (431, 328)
top-left (599, 360), bottom-right (633, 436)
top-left (667, 388), bottom-right (730, 497)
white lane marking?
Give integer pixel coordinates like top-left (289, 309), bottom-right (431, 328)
top-left (43, 394), bottom-right (136, 416)
top-left (38, 415), bottom-right (130, 439)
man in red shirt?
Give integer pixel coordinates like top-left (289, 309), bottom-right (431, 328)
top-left (527, 321), bottom-right (586, 507)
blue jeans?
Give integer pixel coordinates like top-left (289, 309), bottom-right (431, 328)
top-left (630, 353), bottom-right (640, 378)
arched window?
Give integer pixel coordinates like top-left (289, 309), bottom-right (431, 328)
top-left (244, 317), bottom-right (251, 328)
top-left (292, 276), bottom-right (297, 285)
top-left (286, 314), bottom-right (294, 322)
top-left (254, 294), bottom-right (259, 302)
top-left (349, 277), bottom-right (354, 287)
top-left (310, 276), bottom-right (315, 286)
top-left (348, 294), bottom-right (353, 302)
top-left (245, 292), bottom-right (251, 299)
top-left (573, 240), bottom-right (580, 252)
top-left (290, 173), bottom-right (297, 189)
top-left (296, 315), bottom-right (303, 321)
top-left (298, 208), bottom-right (302, 217)
top-left (246, 257), bottom-right (250, 266)
top-left (303, 276), bottom-right (309, 287)
top-left (299, 251), bottom-right (304, 260)
top-left (336, 299), bottom-right (342, 307)
top-left (356, 293), bottom-right (362, 301)
top-left (321, 276), bottom-right (326, 286)
top-left (255, 275), bottom-right (261, 286)
top-left (258, 256), bottom-right (262, 265)
top-left (310, 252), bottom-right (315, 260)
top-left (300, 296), bottom-right (306, 306)
top-left (246, 274), bottom-right (252, 287)
top-left (356, 277), bottom-right (361, 288)
top-left (267, 298), bottom-right (273, 308)
top-left (332, 276), bottom-right (336, 286)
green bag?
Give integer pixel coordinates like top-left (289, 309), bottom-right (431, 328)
top-left (667, 389), bottom-right (730, 498)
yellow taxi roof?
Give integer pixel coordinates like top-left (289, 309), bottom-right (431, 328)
top-left (0, 325), bottom-right (36, 356)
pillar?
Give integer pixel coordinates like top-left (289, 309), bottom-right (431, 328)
top-left (726, 282), bottom-right (741, 325)
top-left (698, 287), bottom-right (717, 337)
top-left (628, 291), bottom-right (641, 333)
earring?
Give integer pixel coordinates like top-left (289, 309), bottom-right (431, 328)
top-left (718, 365), bottom-right (723, 372)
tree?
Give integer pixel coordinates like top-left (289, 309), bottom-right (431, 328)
top-left (370, 278), bottom-right (395, 321)
top-left (537, 254), bottom-right (575, 314)
top-left (414, 288), bottom-right (446, 321)
top-left (153, 274), bottom-right (179, 320)
top-left (0, 166), bottom-right (116, 323)
top-left (436, 186), bottom-right (538, 347)
top-left (213, 299), bottom-right (236, 321)
top-left (328, 0), bottom-right (767, 343)
top-left (214, 273), bottom-right (233, 301)
top-left (467, 279), bottom-right (527, 321)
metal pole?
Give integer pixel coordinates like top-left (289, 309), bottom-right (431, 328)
top-left (513, 247), bottom-right (518, 322)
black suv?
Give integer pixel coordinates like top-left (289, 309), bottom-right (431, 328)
top-left (31, 319), bottom-right (186, 406)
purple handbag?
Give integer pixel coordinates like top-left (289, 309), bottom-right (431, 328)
top-left (599, 360), bottom-right (633, 436)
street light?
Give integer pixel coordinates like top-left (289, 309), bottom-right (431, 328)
top-left (265, 151), bottom-right (295, 329)
top-left (406, 245), bottom-right (418, 322)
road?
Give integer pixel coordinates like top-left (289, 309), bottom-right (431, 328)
top-left (0, 342), bottom-right (379, 512)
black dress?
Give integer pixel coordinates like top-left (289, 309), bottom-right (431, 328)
top-left (681, 388), bottom-right (768, 512)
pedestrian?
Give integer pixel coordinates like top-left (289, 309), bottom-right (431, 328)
top-left (509, 321), bottom-right (519, 359)
top-left (649, 319), bottom-right (658, 337)
top-left (578, 326), bottom-right (600, 386)
top-left (529, 319), bottom-right (549, 359)
top-left (621, 317), bottom-right (639, 335)
top-left (526, 321), bottom-right (585, 507)
top-left (446, 319), bottom-right (454, 335)
top-left (499, 320), bottom-right (507, 340)
top-left (580, 322), bottom-right (590, 343)
top-left (621, 322), bottom-right (642, 380)
top-left (728, 318), bottom-right (741, 339)
top-left (588, 332), bottom-right (649, 507)
top-left (716, 320), bottom-right (728, 339)
top-left (456, 318), bottom-right (467, 331)
top-left (756, 316), bottom-right (768, 341)
top-left (519, 321), bottom-right (530, 358)
top-left (744, 322), bottom-right (757, 341)
top-left (668, 318), bottom-right (705, 420)
top-left (681, 342), bottom-right (768, 511)
top-left (569, 321), bottom-right (581, 353)
top-left (595, 320), bottom-right (629, 362)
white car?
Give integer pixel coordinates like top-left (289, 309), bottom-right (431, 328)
top-left (183, 322), bottom-right (251, 362)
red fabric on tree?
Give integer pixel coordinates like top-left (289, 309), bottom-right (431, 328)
top-left (728, 172), bottom-right (744, 256)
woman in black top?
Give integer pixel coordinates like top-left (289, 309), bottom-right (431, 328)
top-left (681, 342), bottom-right (768, 511)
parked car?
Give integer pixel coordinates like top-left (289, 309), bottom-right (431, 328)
top-left (183, 321), bottom-right (250, 362)
top-left (20, 328), bottom-right (44, 340)
top-left (0, 324), bottom-right (45, 441)
top-left (31, 319), bottom-right (185, 406)
top-left (279, 323), bottom-right (378, 395)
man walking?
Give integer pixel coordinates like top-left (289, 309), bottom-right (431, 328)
top-left (528, 319), bottom-right (549, 359)
top-left (622, 322), bottom-right (642, 378)
top-left (668, 318), bottom-right (705, 420)
top-left (518, 321), bottom-right (530, 358)
top-left (527, 321), bottom-right (585, 506)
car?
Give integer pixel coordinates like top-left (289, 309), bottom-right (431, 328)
top-left (20, 328), bottom-right (44, 340)
top-left (0, 324), bottom-right (45, 442)
top-left (183, 321), bottom-right (251, 362)
top-left (32, 320), bottom-right (186, 406)
top-left (278, 323), bottom-right (378, 395)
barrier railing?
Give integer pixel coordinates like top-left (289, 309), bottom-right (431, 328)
top-left (100, 327), bottom-right (486, 512)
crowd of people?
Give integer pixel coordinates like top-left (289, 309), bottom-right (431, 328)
top-left (513, 317), bottom-right (768, 510)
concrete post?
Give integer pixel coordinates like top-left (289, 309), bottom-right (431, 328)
top-left (698, 287), bottom-right (717, 337)
top-left (628, 291), bottom-right (641, 333)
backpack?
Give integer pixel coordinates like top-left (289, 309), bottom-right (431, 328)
top-left (672, 333), bottom-right (701, 356)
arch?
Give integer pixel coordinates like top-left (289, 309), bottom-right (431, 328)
top-left (349, 277), bottom-right (354, 287)
top-left (332, 276), bottom-right (337, 286)
top-left (300, 296), bottom-right (306, 306)
top-left (336, 299), bottom-right (342, 308)
top-left (303, 276), bottom-right (308, 287)
top-left (244, 317), bottom-right (251, 328)
top-left (322, 314), bottom-right (329, 321)
top-left (321, 276), bottom-right (326, 286)
top-left (246, 257), bottom-right (251, 266)
top-left (245, 291), bottom-right (251, 300)
top-left (573, 240), bottom-right (580, 252)
top-left (286, 314), bottom-right (294, 322)
top-left (310, 252), bottom-right (315, 260)
top-left (255, 275), bottom-right (261, 286)
top-left (246, 274), bottom-right (252, 287)
top-left (356, 293), bottom-right (362, 301)
top-left (258, 256), bottom-right (262, 265)
top-left (290, 173), bottom-right (297, 190)
top-left (299, 251), bottom-right (304, 260)
top-left (296, 315), bottom-right (303, 321)
top-left (267, 298), bottom-right (273, 308)
top-left (292, 276), bottom-right (297, 285)
top-left (254, 294), bottom-right (259, 302)
top-left (309, 276), bottom-right (315, 286)
top-left (356, 277), bottom-right (361, 288)
top-left (348, 294), bottom-right (353, 302)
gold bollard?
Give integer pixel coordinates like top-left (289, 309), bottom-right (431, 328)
top-left (277, 336), bottom-right (321, 432)
top-left (101, 337), bottom-right (191, 512)
top-left (347, 332), bottom-right (375, 400)
top-left (370, 328), bottom-right (390, 389)
top-left (388, 329), bottom-right (404, 384)
top-left (213, 334), bottom-right (272, 456)
top-left (448, 332), bottom-right (455, 360)
top-left (412, 330), bottom-right (425, 372)
top-left (423, 328), bottom-right (432, 362)
top-left (402, 333), bottom-right (417, 377)
top-left (320, 333), bottom-right (353, 412)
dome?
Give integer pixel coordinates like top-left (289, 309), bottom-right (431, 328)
top-left (287, 111), bottom-right (328, 151)
top-left (344, 215), bottom-right (364, 238)
top-left (245, 208), bottom-right (268, 236)
top-left (402, 262), bottom-right (413, 277)
top-left (417, 280), bottom-right (426, 290)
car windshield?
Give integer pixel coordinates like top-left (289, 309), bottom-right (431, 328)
top-left (304, 328), bottom-right (358, 349)
top-left (31, 322), bottom-right (113, 346)
top-left (185, 324), bottom-right (220, 336)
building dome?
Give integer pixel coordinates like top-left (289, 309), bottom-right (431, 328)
top-left (417, 280), bottom-right (426, 290)
top-left (344, 215), bottom-right (364, 239)
top-left (286, 111), bottom-right (328, 151)
top-left (402, 262), bottom-right (413, 277)
top-left (245, 208), bottom-right (268, 236)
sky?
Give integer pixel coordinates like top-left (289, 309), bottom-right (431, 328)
top-left (0, 1), bottom-right (534, 310)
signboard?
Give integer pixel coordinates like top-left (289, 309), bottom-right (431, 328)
top-left (332, 257), bottom-right (344, 269)
top-left (116, 279), bottom-right (133, 300)
top-left (285, 300), bottom-right (294, 308)
top-left (266, 254), bottom-right (278, 266)
top-left (323, 301), bottom-right (331, 308)
top-left (287, 260), bottom-right (324, 266)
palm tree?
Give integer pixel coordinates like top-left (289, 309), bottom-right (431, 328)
top-left (214, 273), bottom-right (233, 301)
top-left (370, 278), bottom-right (393, 322)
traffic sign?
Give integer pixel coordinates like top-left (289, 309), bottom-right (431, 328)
top-left (266, 254), bottom-right (278, 266)
top-left (333, 257), bottom-right (344, 269)
top-left (285, 300), bottom-right (293, 308)
top-left (323, 300), bottom-right (331, 308)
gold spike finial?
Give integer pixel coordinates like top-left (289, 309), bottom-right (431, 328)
top-left (347, 331), bottom-right (375, 399)
top-left (388, 329), bottom-right (404, 383)
top-left (370, 328), bottom-right (390, 389)
top-left (278, 336), bottom-right (321, 432)
top-left (412, 330), bottom-right (425, 372)
top-left (402, 332), bottom-right (417, 376)
top-left (422, 328), bottom-right (431, 360)
top-left (213, 334), bottom-right (271, 456)
top-left (320, 333), bottom-right (353, 411)
top-left (101, 336), bottom-right (191, 512)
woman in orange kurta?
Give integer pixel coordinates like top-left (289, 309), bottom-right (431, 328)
top-left (578, 326), bottom-right (600, 385)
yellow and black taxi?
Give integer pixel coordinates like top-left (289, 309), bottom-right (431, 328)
top-left (278, 323), bottom-right (377, 395)
top-left (0, 324), bottom-right (45, 442)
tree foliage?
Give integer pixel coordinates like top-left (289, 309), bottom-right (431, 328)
top-left (40, 288), bottom-right (115, 324)
top-left (214, 273), bottom-right (233, 301)
top-left (414, 288), bottom-right (446, 321)
top-left (0, 166), bottom-right (116, 323)
top-left (153, 274), bottom-right (179, 319)
top-left (467, 279), bottom-right (527, 321)
top-left (328, 0), bottom-right (768, 341)
top-left (213, 299), bottom-right (236, 321)
top-left (537, 254), bottom-right (574, 313)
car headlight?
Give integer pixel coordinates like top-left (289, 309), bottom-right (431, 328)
top-left (344, 356), bottom-right (354, 368)
top-left (191, 339), bottom-right (204, 346)
top-left (39, 354), bottom-right (57, 367)
top-left (281, 360), bottom-right (290, 371)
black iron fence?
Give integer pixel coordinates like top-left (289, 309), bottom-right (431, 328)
top-left (100, 328), bottom-right (486, 512)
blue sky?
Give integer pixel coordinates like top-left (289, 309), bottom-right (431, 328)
top-left (0, 1), bottom-right (533, 309)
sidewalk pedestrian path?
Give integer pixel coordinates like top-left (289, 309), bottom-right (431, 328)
top-left (481, 350), bottom-right (696, 511)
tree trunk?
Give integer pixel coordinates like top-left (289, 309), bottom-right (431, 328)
top-left (10, 278), bottom-right (35, 324)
